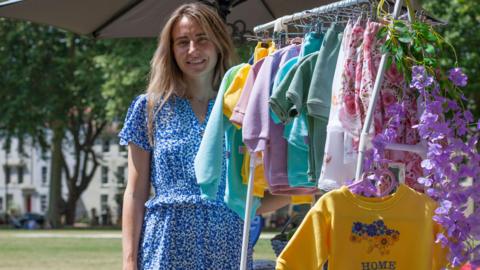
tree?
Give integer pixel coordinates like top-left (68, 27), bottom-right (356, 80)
top-left (62, 38), bottom-right (155, 225)
top-left (0, 19), bottom-right (155, 226)
top-left (0, 20), bottom-right (76, 227)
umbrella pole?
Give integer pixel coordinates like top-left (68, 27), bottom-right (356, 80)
top-left (354, 0), bottom-right (411, 181)
top-left (240, 154), bottom-right (256, 270)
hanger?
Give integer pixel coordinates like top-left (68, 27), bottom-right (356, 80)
top-left (348, 165), bottom-right (399, 198)
top-left (374, 167), bottom-right (398, 196)
top-left (347, 172), bottom-right (377, 197)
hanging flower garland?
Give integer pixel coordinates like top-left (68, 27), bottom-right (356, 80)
top-left (366, 9), bottom-right (480, 268)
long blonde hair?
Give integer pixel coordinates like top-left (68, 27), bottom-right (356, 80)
top-left (146, 3), bottom-right (236, 145)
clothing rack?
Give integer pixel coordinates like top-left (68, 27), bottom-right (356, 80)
top-left (241, 0), bottom-right (410, 269)
top-left (253, 0), bottom-right (370, 33)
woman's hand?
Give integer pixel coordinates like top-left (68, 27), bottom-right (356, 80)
top-left (256, 191), bottom-right (291, 215)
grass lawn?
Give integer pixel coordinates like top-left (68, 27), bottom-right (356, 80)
top-left (0, 229), bottom-right (276, 270)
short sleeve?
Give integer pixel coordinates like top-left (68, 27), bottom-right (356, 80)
top-left (276, 198), bottom-right (329, 270)
top-left (118, 94), bottom-right (152, 152)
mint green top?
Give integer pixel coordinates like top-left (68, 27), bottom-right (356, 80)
top-left (195, 63), bottom-right (261, 220)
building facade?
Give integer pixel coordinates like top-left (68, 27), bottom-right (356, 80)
top-left (0, 136), bottom-right (127, 225)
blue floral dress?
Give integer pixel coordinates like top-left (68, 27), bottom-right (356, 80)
top-left (119, 94), bottom-right (250, 270)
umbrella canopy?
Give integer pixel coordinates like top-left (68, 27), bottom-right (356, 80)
top-left (0, 0), bottom-right (335, 38)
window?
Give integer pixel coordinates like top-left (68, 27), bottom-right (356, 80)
top-left (41, 166), bottom-right (48, 185)
top-left (102, 139), bottom-right (110, 152)
top-left (18, 139), bottom-right (24, 154)
top-left (117, 166), bottom-right (125, 185)
top-left (100, 194), bottom-right (108, 213)
top-left (6, 194), bottom-right (13, 211)
top-left (101, 166), bottom-right (109, 184)
top-left (40, 195), bottom-right (48, 213)
top-left (40, 147), bottom-right (48, 160)
top-left (4, 166), bottom-right (10, 185)
top-left (18, 166), bottom-right (24, 184)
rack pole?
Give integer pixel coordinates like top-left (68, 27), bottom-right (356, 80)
top-left (240, 154), bottom-right (256, 270)
top-left (354, 0), bottom-right (408, 181)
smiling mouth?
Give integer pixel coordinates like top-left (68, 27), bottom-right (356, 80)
top-left (187, 59), bottom-right (206, 64)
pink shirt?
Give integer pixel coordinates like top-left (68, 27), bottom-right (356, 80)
top-left (229, 58), bottom-right (265, 127)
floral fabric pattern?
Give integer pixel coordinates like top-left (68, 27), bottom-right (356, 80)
top-left (350, 219), bottom-right (400, 255)
top-left (338, 20), bottom-right (424, 190)
top-left (119, 94), bottom-right (250, 270)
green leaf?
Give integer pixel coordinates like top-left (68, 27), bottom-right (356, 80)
top-left (393, 21), bottom-right (408, 32)
top-left (395, 49), bottom-right (404, 63)
top-left (425, 44), bottom-right (435, 54)
top-left (381, 39), bottom-right (392, 54)
top-left (398, 35), bottom-right (413, 44)
top-left (386, 55), bottom-right (393, 69)
top-left (377, 26), bottom-right (388, 39)
top-left (413, 43), bottom-right (423, 52)
top-left (380, 44), bottom-right (389, 54)
top-left (426, 31), bottom-right (437, 42)
top-left (424, 57), bottom-right (436, 66)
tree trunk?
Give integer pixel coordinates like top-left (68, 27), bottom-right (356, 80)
top-left (46, 126), bottom-right (64, 228)
top-left (65, 193), bottom-right (79, 225)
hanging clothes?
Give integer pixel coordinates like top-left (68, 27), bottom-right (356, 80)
top-left (271, 31), bottom-right (323, 189)
top-left (276, 184), bottom-right (449, 270)
top-left (358, 21), bottom-right (424, 191)
top-left (223, 45), bottom-right (271, 198)
top-left (335, 19), bottom-right (424, 191)
top-left (318, 20), bottom-right (357, 191)
top-left (195, 64), bottom-right (261, 221)
top-left (270, 24), bottom-right (344, 183)
top-left (243, 44), bottom-right (317, 195)
top-left (230, 58), bottom-right (266, 126)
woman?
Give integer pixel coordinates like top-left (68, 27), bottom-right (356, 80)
top-left (119, 3), bottom-right (289, 269)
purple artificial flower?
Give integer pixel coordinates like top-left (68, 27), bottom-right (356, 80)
top-left (435, 232), bottom-right (449, 247)
top-left (417, 177), bottom-right (433, 187)
top-left (410, 66), bottom-right (434, 90)
top-left (448, 67), bottom-right (468, 87)
top-left (426, 188), bottom-right (439, 198)
top-left (477, 120), bottom-right (480, 131)
top-left (383, 127), bottom-right (397, 142)
top-left (435, 200), bottom-right (453, 215)
top-left (425, 100), bottom-right (443, 115)
top-left (420, 112), bottom-right (439, 125)
top-left (464, 110), bottom-right (474, 123)
top-left (446, 99), bottom-right (460, 111)
top-left (421, 159), bottom-right (435, 170)
top-left (428, 142), bottom-right (443, 156)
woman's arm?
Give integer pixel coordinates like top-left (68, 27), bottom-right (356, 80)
top-left (122, 144), bottom-right (151, 270)
top-left (256, 191), bottom-right (291, 215)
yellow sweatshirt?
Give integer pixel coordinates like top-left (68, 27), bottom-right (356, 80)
top-left (276, 184), bottom-right (449, 270)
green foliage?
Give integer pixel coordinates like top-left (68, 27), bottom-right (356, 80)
top-left (378, 15), bottom-right (464, 103)
top-left (0, 19), bottom-right (156, 140)
top-left (0, 19), bottom-right (155, 225)
top-left (422, 0), bottom-right (480, 115)
top-left (94, 39), bottom-right (156, 123)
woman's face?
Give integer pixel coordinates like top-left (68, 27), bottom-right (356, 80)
top-left (171, 16), bottom-right (218, 82)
